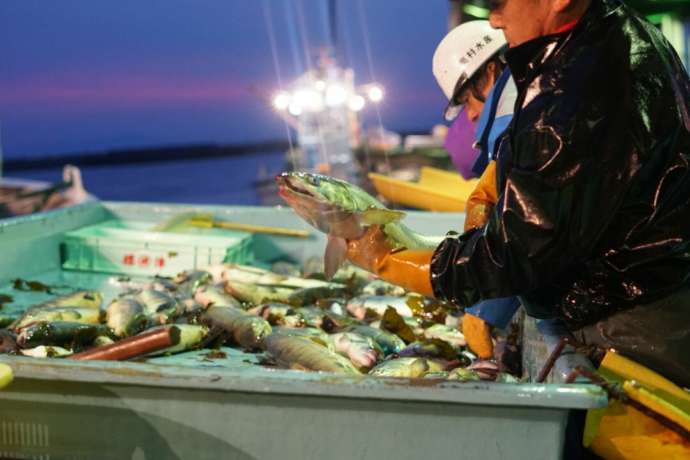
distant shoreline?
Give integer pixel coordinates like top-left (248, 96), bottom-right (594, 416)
top-left (3, 128), bottom-right (432, 172)
top-left (3, 140), bottom-right (290, 172)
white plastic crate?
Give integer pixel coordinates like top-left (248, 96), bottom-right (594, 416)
top-left (61, 220), bottom-right (253, 276)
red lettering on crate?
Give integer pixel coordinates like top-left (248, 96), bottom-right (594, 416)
top-left (156, 257), bottom-right (165, 268)
top-left (123, 254), bottom-right (135, 266)
top-left (138, 255), bottom-right (150, 267)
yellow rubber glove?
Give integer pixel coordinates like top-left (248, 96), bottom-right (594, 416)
top-left (462, 313), bottom-right (494, 359)
top-left (462, 161), bottom-right (499, 358)
top-left (464, 160), bottom-right (498, 231)
top-left (346, 225), bottom-right (435, 297)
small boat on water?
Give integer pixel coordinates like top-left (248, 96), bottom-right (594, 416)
top-left (0, 165), bottom-right (92, 218)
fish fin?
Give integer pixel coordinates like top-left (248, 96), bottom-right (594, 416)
top-left (361, 208), bottom-right (406, 225)
top-left (306, 336), bottom-right (330, 348)
top-left (324, 236), bottom-right (348, 280)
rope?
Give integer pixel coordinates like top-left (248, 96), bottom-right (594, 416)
top-left (261, 0), bottom-right (295, 156)
top-left (355, 0), bottom-right (390, 181)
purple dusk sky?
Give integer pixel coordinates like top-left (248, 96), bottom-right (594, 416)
top-left (0, 1), bottom-right (450, 159)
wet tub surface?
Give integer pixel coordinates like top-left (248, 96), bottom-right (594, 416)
top-left (0, 201), bottom-right (606, 460)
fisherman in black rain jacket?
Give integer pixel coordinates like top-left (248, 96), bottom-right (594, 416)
top-left (345, 0), bottom-right (690, 387)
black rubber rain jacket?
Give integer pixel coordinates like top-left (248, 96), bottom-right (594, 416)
top-left (431, 0), bottom-right (690, 330)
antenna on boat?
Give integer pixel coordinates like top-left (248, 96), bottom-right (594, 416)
top-left (328, 0), bottom-right (338, 52)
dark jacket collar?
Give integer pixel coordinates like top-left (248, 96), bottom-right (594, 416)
top-left (504, 0), bottom-right (617, 93)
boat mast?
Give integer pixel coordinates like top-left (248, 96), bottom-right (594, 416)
top-left (328, 0), bottom-right (338, 50)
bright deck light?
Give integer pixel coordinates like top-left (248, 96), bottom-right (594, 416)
top-left (288, 102), bottom-right (303, 116)
top-left (273, 91), bottom-right (291, 111)
top-left (367, 85), bottom-right (384, 103)
top-left (294, 89), bottom-right (323, 112)
top-left (325, 84), bottom-right (348, 107)
top-left (348, 95), bottom-right (366, 112)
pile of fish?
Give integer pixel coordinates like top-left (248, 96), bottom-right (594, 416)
top-left (0, 264), bottom-right (521, 382)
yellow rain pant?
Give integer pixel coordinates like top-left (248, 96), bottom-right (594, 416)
top-left (584, 351), bottom-right (690, 459)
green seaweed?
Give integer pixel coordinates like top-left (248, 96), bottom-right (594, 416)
top-left (381, 307), bottom-right (417, 344)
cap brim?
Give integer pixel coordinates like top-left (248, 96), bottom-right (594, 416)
top-left (444, 102), bottom-right (463, 122)
top-left (443, 72), bottom-right (470, 121)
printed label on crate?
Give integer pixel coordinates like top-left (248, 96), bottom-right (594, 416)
top-left (121, 253), bottom-right (167, 269)
top-left (98, 245), bottom-right (196, 276)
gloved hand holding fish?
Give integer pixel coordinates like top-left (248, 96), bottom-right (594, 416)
top-left (276, 172), bottom-right (443, 295)
top-left (275, 171), bottom-right (507, 362)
